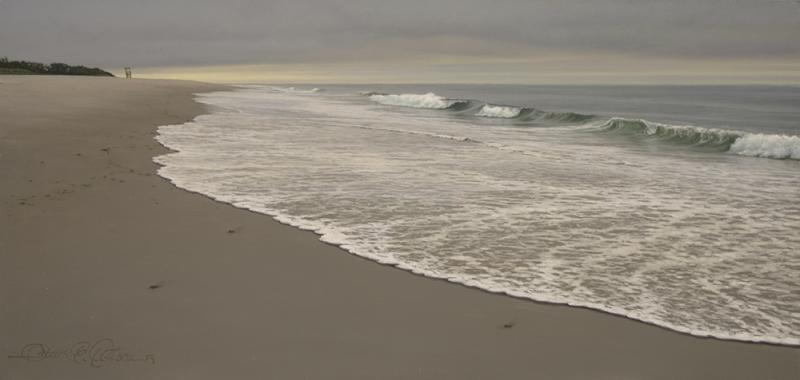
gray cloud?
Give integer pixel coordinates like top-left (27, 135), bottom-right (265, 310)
top-left (1, 0), bottom-right (798, 68)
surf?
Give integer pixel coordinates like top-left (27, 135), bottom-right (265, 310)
top-left (155, 86), bottom-right (800, 346)
top-left (590, 118), bottom-right (800, 160)
top-left (366, 92), bottom-right (595, 124)
top-left (363, 91), bottom-right (800, 161)
top-left (368, 92), bottom-right (469, 109)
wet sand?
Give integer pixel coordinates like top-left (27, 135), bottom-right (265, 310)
top-left (1, 75), bottom-right (798, 380)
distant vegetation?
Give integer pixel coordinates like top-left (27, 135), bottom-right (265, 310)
top-left (0, 57), bottom-right (114, 77)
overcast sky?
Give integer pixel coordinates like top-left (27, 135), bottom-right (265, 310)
top-left (1, 0), bottom-right (798, 83)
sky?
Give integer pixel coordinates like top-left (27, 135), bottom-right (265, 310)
top-left (1, 0), bottom-right (799, 84)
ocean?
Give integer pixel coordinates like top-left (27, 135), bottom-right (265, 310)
top-left (154, 84), bottom-right (800, 345)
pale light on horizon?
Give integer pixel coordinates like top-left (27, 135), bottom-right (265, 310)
top-left (128, 54), bottom-right (800, 85)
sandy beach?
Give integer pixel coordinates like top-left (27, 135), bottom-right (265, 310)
top-left (1, 76), bottom-right (798, 380)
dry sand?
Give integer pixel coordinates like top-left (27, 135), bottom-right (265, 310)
top-left (1, 75), bottom-right (798, 380)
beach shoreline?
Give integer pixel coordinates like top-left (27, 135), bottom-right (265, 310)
top-left (1, 76), bottom-right (798, 380)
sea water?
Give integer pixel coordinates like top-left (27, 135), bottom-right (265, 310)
top-left (155, 84), bottom-right (800, 345)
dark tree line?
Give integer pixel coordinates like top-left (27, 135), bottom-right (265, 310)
top-left (0, 57), bottom-right (114, 76)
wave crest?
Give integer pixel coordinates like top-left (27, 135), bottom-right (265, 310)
top-left (541, 111), bottom-right (596, 124)
top-left (594, 118), bottom-right (800, 160)
top-left (361, 91), bottom-right (798, 161)
top-left (729, 134), bottom-right (800, 160)
top-left (369, 92), bottom-right (466, 109)
top-left (477, 104), bottom-right (523, 118)
top-left (365, 91), bottom-right (595, 124)
top-left (596, 118), bottom-right (741, 148)
top-left (271, 86), bottom-right (321, 93)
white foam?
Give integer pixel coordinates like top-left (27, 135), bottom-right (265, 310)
top-left (476, 104), bottom-right (522, 118)
top-left (154, 87), bottom-right (800, 347)
top-left (729, 133), bottom-right (800, 160)
top-left (271, 86), bottom-right (321, 93)
top-left (369, 92), bottom-right (456, 109)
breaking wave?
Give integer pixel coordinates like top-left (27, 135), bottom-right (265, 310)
top-left (369, 92), bottom-right (469, 109)
top-left (366, 92), bottom-right (594, 123)
top-left (593, 118), bottom-right (800, 160)
top-left (362, 91), bottom-right (798, 161)
top-left (595, 118), bottom-right (741, 148)
top-left (477, 104), bottom-right (523, 118)
top-left (729, 133), bottom-right (800, 160)
top-left (271, 86), bottom-right (321, 93)
top-left (532, 111), bottom-right (596, 124)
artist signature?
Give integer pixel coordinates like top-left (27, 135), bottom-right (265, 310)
top-left (7, 338), bottom-right (155, 368)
